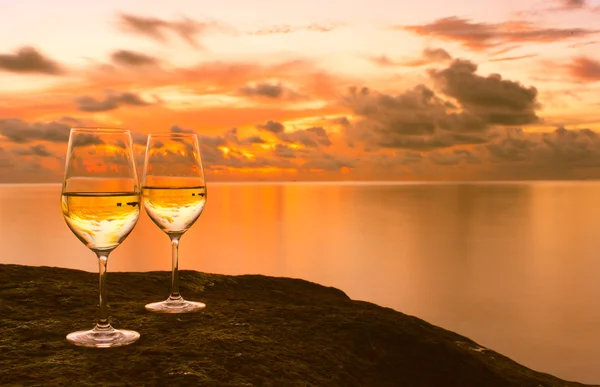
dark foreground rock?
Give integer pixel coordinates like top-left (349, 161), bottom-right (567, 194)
top-left (0, 264), bottom-right (595, 387)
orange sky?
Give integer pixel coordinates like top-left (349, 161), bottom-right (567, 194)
top-left (1, 0), bottom-right (600, 182)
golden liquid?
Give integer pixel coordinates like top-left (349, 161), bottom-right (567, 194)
top-left (142, 186), bottom-right (206, 234)
top-left (61, 192), bottom-right (140, 252)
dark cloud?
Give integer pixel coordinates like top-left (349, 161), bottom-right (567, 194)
top-left (486, 128), bottom-right (537, 162)
top-left (75, 91), bottom-right (152, 112)
top-left (0, 119), bottom-right (70, 143)
top-left (401, 17), bottom-right (597, 51)
top-left (239, 83), bottom-right (285, 98)
top-left (111, 50), bottom-right (158, 67)
top-left (171, 125), bottom-right (196, 134)
top-left (565, 56), bottom-right (600, 81)
top-left (257, 120), bottom-right (285, 134)
top-left (244, 135), bottom-right (267, 145)
top-left (277, 127), bottom-right (332, 148)
top-left (12, 144), bottom-right (55, 158)
top-left (0, 47), bottom-right (64, 75)
top-left (238, 82), bottom-right (303, 100)
top-left (273, 143), bottom-right (297, 158)
top-left (117, 13), bottom-right (232, 48)
top-left (300, 151), bottom-right (357, 171)
top-left (485, 127), bottom-right (600, 171)
top-left (0, 118), bottom-right (143, 149)
top-left (343, 85), bottom-right (485, 150)
top-left (224, 127), bottom-right (267, 145)
top-left (343, 59), bottom-right (540, 151)
top-left (429, 148), bottom-right (481, 165)
top-left (429, 59), bottom-right (540, 126)
top-left (371, 48), bottom-right (452, 67)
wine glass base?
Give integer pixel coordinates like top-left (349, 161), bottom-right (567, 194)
top-left (145, 297), bottom-right (206, 314)
top-left (66, 326), bottom-right (140, 348)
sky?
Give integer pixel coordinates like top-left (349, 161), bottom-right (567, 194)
top-left (1, 0), bottom-right (600, 182)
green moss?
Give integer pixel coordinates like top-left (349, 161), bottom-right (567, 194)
top-left (0, 264), bottom-right (595, 387)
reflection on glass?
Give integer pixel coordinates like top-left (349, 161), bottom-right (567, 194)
top-left (142, 132), bottom-right (207, 313)
top-left (61, 128), bottom-right (141, 348)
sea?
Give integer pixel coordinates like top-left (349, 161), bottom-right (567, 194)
top-left (1, 181), bottom-right (600, 384)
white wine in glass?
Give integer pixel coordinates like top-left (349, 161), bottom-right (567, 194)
top-left (142, 132), bottom-right (207, 313)
top-left (61, 128), bottom-right (141, 348)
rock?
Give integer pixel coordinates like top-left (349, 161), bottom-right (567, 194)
top-left (0, 264), bottom-right (595, 387)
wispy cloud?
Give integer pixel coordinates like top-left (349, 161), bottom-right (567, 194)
top-left (489, 54), bottom-right (538, 62)
top-left (564, 56), bottom-right (600, 81)
top-left (400, 17), bottom-right (598, 51)
top-left (248, 23), bottom-right (344, 36)
top-left (369, 48), bottom-right (452, 67)
top-left (116, 13), bottom-right (233, 48)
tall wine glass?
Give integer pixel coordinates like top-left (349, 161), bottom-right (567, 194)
top-left (61, 128), bottom-right (141, 348)
top-left (142, 132), bottom-right (207, 313)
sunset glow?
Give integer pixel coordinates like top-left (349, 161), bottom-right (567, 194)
top-left (1, 0), bottom-right (600, 182)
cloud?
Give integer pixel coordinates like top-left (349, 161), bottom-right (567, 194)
top-left (257, 120), bottom-right (285, 134)
top-left (76, 58), bottom-right (343, 104)
top-left (569, 41), bottom-right (597, 48)
top-left (343, 58), bottom-right (540, 151)
top-left (111, 50), bottom-right (159, 67)
top-left (564, 56), bottom-right (600, 81)
top-left (485, 127), bottom-right (600, 171)
top-left (117, 13), bottom-right (233, 48)
top-left (560, 0), bottom-right (586, 9)
top-left (277, 126), bottom-right (332, 148)
top-left (165, 125), bottom-right (350, 173)
top-left (401, 17), bottom-right (598, 51)
top-left (224, 127), bottom-right (267, 145)
top-left (0, 47), bottom-right (64, 75)
top-left (429, 148), bottom-right (481, 165)
top-left (0, 147), bottom-right (60, 183)
top-left (248, 23), bottom-right (343, 36)
top-left (256, 120), bottom-right (332, 147)
top-left (429, 59), bottom-right (540, 126)
top-left (299, 150), bottom-right (357, 171)
top-left (488, 54), bottom-right (538, 62)
top-left (12, 144), bottom-right (55, 158)
top-left (0, 119), bottom-right (70, 143)
top-left (370, 48), bottom-right (452, 67)
top-left (237, 82), bottom-right (304, 100)
top-left (513, 0), bottom-right (597, 18)
top-left (273, 143), bottom-right (297, 158)
top-left (74, 91), bottom-right (152, 112)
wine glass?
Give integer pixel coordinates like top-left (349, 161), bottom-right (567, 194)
top-left (61, 128), bottom-right (141, 348)
top-left (141, 132), bottom-right (207, 313)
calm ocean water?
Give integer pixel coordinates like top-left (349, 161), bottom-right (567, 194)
top-left (2, 181), bottom-right (600, 383)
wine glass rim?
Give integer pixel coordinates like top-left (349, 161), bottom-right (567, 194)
top-left (149, 132), bottom-right (197, 138)
top-left (71, 127), bottom-right (130, 134)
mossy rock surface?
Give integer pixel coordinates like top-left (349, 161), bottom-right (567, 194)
top-left (0, 264), bottom-right (595, 387)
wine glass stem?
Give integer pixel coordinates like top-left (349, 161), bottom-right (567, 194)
top-left (170, 236), bottom-right (181, 300)
top-left (96, 253), bottom-right (110, 329)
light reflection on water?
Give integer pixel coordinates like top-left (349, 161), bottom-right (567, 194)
top-left (2, 181), bottom-right (600, 384)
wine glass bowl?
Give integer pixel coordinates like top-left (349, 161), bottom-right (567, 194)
top-left (142, 132), bottom-right (207, 313)
top-left (61, 128), bottom-right (141, 348)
